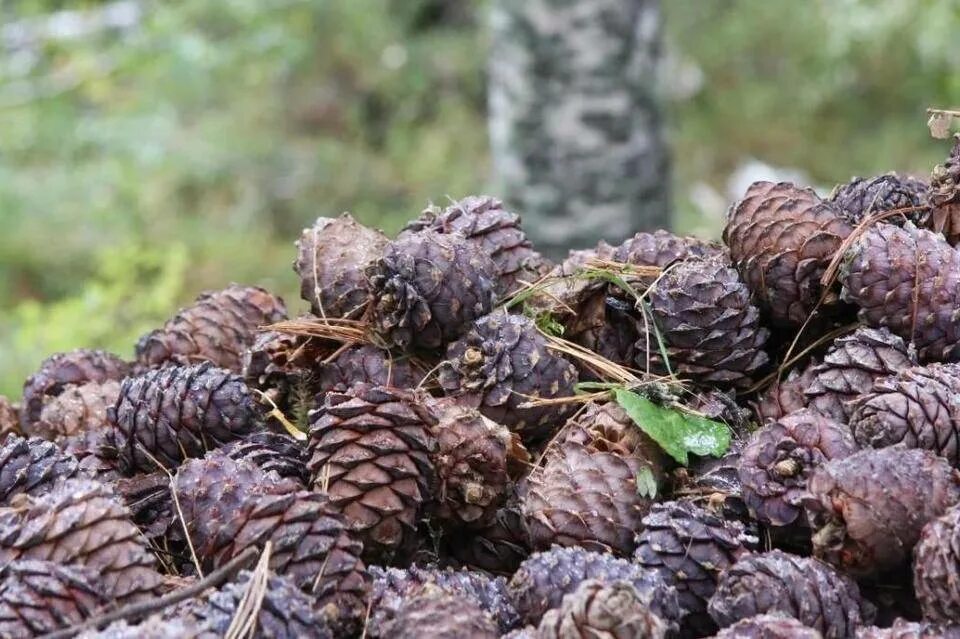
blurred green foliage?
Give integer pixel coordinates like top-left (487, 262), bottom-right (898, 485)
top-left (1, 0), bottom-right (959, 397)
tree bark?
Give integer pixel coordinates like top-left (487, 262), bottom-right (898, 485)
top-left (488, 0), bottom-right (670, 257)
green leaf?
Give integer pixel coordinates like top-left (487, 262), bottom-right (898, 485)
top-left (613, 388), bottom-right (731, 465)
top-left (635, 466), bottom-right (658, 499)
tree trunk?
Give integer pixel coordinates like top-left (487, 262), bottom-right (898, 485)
top-left (488, 0), bottom-right (670, 257)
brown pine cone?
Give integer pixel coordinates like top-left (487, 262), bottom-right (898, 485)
top-left (724, 181), bottom-right (853, 326)
top-left (912, 505), bottom-right (960, 623)
top-left (0, 397), bottom-right (20, 439)
top-left (135, 285), bottom-right (287, 371)
top-left (0, 478), bottom-right (162, 604)
top-left (21, 349), bottom-right (130, 429)
top-left (400, 195), bottom-right (550, 295)
top-left (638, 255), bottom-right (770, 388)
top-left (440, 311), bottom-right (578, 444)
top-left (927, 134), bottom-right (960, 245)
top-left (0, 559), bottom-right (107, 638)
top-left (634, 500), bottom-right (757, 636)
top-left (113, 471), bottom-right (172, 540)
top-left (715, 614), bottom-right (824, 639)
top-left (752, 362), bottom-right (817, 424)
top-left (857, 619), bottom-right (960, 639)
top-left (220, 431), bottom-right (308, 485)
top-left (367, 231), bottom-right (500, 350)
top-left (805, 327), bottom-right (916, 422)
top-left (527, 242), bottom-right (616, 321)
top-left (613, 229), bottom-right (723, 267)
top-left (242, 326), bottom-right (328, 418)
top-left (316, 344), bottom-right (423, 393)
top-left (707, 550), bottom-right (874, 638)
top-left (804, 446), bottom-right (960, 577)
top-left (59, 428), bottom-right (121, 482)
top-left (77, 617), bottom-right (212, 639)
top-left (367, 565), bottom-right (519, 637)
top-left (840, 222), bottom-right (960, 362)
top-left (307, 384), bottom-right (436, 563)
top-left (445, 490), bottom-right (529, 575)
top-left (430, 399), bottom-right (526, 529)
top-left (110, 363), bottom-right (262, 474)
top-left (739, 409), bottom-right (858, 527)
top-left (173, 569), bottom-right (332, 639)
top-left (508, 546), bottom-right (680, 628)
top-left (0, 434), bottom-right (81, 505)
top-left (380, 588), bottom-right (499, 639)
top-left (535, 579), bottom-right (668, 639)
top-left (173, 452), bottom-right (369, 634)
top-left (850, 363), bottom-right (960, 465)
top-left (830, 174), bottom-right (929, 226)
top-left (295, 213), bottom-right (388, 319)
top-left (31, 380), bottom-right (120, 440)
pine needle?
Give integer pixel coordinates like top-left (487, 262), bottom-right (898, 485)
top-left (225, 541), bottom-right (272, 639)
top-left (267, 316), bottom-right (370, 343)
top-left (252, 389), bottom-right (307, 441)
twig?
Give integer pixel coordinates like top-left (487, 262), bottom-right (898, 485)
top-left (39, 547), bottom-right (260, 639)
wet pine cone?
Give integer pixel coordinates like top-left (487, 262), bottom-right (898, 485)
top-left (613, 229), bottom-right (723, 267)
top-left (804, 446), bottom-right (960, 578)
top-left (714, 614), bottom-right (824, 639)
top-left (752, 362), bottom-right (818, 424)
top-left (379, 587), bottom-right (500, 639)
top-left (316, 344), bottom-right (422, 393)
top-left (912, 504), bottom-right (960, 623)
top-left (829, 173), bottom-right (929, 226)
top-left (135, 285), bottom-right (287, 372)
top-left (31, 379), bottom-right (120, 440)
top-left (0, 559), bottom-right (107, 638)
top-left (535, 579), bottom-right (668, 639)
top-left (707, 550), bottom-right (874, 639)
top-left (0, 434), bottom-right (81, 505)
top-left (444, 490), bottom-right (529, 575)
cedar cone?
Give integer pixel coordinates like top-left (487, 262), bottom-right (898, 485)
top-left (316, 344), bottom-right (422, 393)
top-left (380, 588), bottom-right (499, 639)
top-left (857, 619), bottom-right (960, 639)
top-left (242, 327), bottom-right (328, 418)
top-left (306, 384), bottom-right (437, 563)
top-left (724, 181), bottom-right (853, 326)
top-left (707, 550), bottom-right (874, 638)
top-left (439, 311), bottom-right (578, 444)
top-left (294, 213), bottom-right (388, 319)
top-left (0, 478), bottom-right (162, 604)
top-left (400, 195), bottom-right (550, 295)
top-left (32, 380), bottom-right (120, 440)
top-left (21, 349), bottom-right (130, 429)
top-left (221, 431), bottom-right (309, 485)
top-left (634, 500), bottom-right (758, 636)
top-left (0, 397), bottom-right (20, 440)
top-left (367, 231), bottom-right (500, 350)
top-left (739, 409), bottom-right (858, 527)
top-left (804, 446), bottom-right (960, 578)
top-left (445, 489), bottom-right (529, 575)
top-left (535, 579), bottom-right (668, 639)
top-left (927, 134), bottom-right (960, 245)
top-left (752, 362), bottom-right (818, 424)
top-left (829, 174), bottom-right (928, 226)
top-left (613, 229), bottom-right (724, 267)
top-left (113, 471), bottom-right (173, 540)
top-left (840, 222), bottom-right (960, 362)
top-left (805, 327), bottom-right (916, 422)
top-left (714, 614), bottom-right (824, 639)
top-left (59, 427), bottom-right (121, 482)
top-left (0, 434), bottom-right (81, 505)
top-left (912, 504), bottom-right (960, 623)
top-left (850, 363), bottom-right (960, 465)
top-left (0, 559), bottom-right (107, 638)
top-left (110, 363), bottom-right (262, 474)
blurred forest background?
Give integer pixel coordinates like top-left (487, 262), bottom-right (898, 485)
top-left (1, 0), bottom-right (959, 396)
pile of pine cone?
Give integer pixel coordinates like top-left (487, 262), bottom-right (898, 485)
top-left (1, 135), bottom-right (959, 638)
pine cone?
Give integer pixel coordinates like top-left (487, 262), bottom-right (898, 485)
top-left (0, 397), bottom-right (20, 439)
top-left (520, 428), bottom-right (661, 556)
top-left (445, 491), bottom-right (529, 575)
top-left (714, 614), bottom-right (824, 639)
top-left (567, 293), bottom-right (640, 368)
top-left (0, 435), bottom-right (81, 505)
top-left (242, 327), bottom-right (328, 418)
top-left (440, 312), bottom-right (578, 444)
top-left (316, 344), bottom-right (423, 393)
top-left (805, 327), bottom-right (916, 422)
top-left (401, 195), bottom-right (550, 295)
top-left (78, 617), bottom-right (211, 639)
top-left (367, 565), bottom-right (519, 637)
top-left (380, 588), bottom-right (499, 639)
top-left (724, 181), bottom-right (853, 326)
top-left (173, 569), bottom-right (332, 639)
top-left (912, 504), bottom-right (960, 623)
top-left (850, 363), bottom-right (960, 465)
top-left (59, 428), bottom-right (121, 482)
top-left (840, 222), bottom-right (960, 362)
top-left (430, 399), bottom-right (526, 529)
top-left (634, 500), bottom-right (757, 636)
top-left (671, 447), bottom-right (752, 523)
top-left (135, 285), bottom-right (287, 371)
top-left (927, 134), bottom-right (960, 245)
top-left (0, 478), bottom-right (162, 604)
top-left (857, 619), bottom-right (960, 639)
top-left (804, 446), bottom-right (960, 577)
top-left (110, 363), bottom-right (262, 474)
top-left (613, 229), bottom-right (723, 267)
top-left (637, 255), bottom-right (770, 388)
top-left (21, 349), bottom-right (130, 429)
top-left (221, 431), bottom-right (308, 485)
top-left (739, 409), bottom-right (857, 527)
top-left (753, 363), bottom-right (817, 424)
top-left (31, 380), bottom-right (120, 440)
top-left (367, 231), bottom-right (499, 350)
top-left (307, 384), bottom-right (436, 562)
top-left (294, 213), bottom-right (388, 319)
top-left (0, 559), bottom-right (107, 638)
top-left (535, 579), bottom-right (668, 639)
top-left (173, 452), bottom-right (369, 633)
top-left (114, 472), bottom-right (173, 540)
top-left (707, 550), bottom-right (874, 639)
top-left (830, 174), bottom-right (929, 226)
top-left (528, 242), bottom-right (616, 320)
top-left (508, 546), bottom-right (680, 628)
